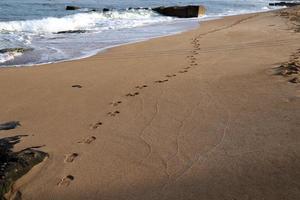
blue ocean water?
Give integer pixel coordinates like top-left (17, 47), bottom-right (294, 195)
top-left (0, 0), bottom-right (281, 66)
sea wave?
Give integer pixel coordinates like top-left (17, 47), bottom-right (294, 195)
top-left (0, 9), bottom-right (172, 34)
top-left (0, 50), bottom-right (23, 63)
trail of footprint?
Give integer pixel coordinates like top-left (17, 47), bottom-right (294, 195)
top-left (90, 122), bottom-right (102, 130)
top-left (126, 92), bottom-right (139, 97)
top-left (107, 111), bottom-right (120, 117)
top-left (178, 70), bottom-right (188, 73)
top-left (64, 153), bottom-right (79, 163)
top-left (166, 74), bottom-right (176, 78)
top-left (78, 136), bottom-right (96, 144)
top-left (110, 101), bottom-right (122, 107)
top-left (155, 79), bottom-right (169, 83)
top-left (57, 175), bottom-right (74, 187)
top-left (135, 85), bottom-right (148, 89)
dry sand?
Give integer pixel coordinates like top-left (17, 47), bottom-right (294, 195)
top-left (0, 7), bottom-right (300, 200)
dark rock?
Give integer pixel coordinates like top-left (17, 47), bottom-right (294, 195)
top-left (103, 8), bottom-right (110, 12)
top-left (269, 2), bottom-right (300, 7)
top-left (55, 30), bottom-right (87, 34)
top-left (66, 6), bottom-right (81, 10)
top-left (152, 5), bottom-right (206, 18)
top-left (0, 135), bottom-right (48, 199)
top-left (0, 48), bottom-right (31, 54)
top-left (289, 77), bottom-right (300, 83)
top-left (0, 121), bottom-right (20, 131)
top-left (276, 62), bottom-right (300, 76)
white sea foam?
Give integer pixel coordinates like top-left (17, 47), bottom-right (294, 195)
top-left (0, 9), bottom-right (172, 34)
top-left (0, 51), bottom-right (22, 63)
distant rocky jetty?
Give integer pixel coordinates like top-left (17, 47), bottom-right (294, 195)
top-left (269, 2), bottom-right (300, 7)
top-left (65, 5), bottom-right (206, 18)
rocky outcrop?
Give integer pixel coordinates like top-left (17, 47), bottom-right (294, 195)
top-left (152, 5), bottom-right (206, 18)
top-left (0, 135), bottom-right (48, 199)
top-left (66, 6), bottom-right (81, 10)
top-left (269, 2), bottom-right (300, 7)
top-left (0, 121), bottom-right (20, 131)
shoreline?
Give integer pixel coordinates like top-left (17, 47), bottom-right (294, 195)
top-left (0, 8), bottom-right (280, 69)
top-left (1, 7), bottom-right (299, 200)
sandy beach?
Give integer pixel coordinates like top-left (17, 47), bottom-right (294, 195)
top-left (1, 6), bottom-right (300, 200)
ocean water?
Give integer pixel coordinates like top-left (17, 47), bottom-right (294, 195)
top-left (0, 0), bottom-right (282, 67)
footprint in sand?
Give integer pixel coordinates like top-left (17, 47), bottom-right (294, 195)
top-left (64, 153), bottom-right (79, 163)
top-left (107, 111), bottom-right (120, 117)
top-left (72, 85), bottom-right (82, 88)
top-left (110, 101), bottom-right (122, 107)
top-left (135, 85), bottom-right (148, 89)
top-left (90, 122), bottom-right (102, 130)
top-left (126, 92), bottom-right (139, 97)
top-left (78, 136), bottom-right (96, 144)
top-left (155, 79), bottom-right (169, 83)
top-left (191, 63), bottom-right (198, 66)
top-left (57, 175), bottom-right (74, 187)
top-left (166, 74), bottom-right (176, 78)
top-left (178, 70), bottom-right (188, 73)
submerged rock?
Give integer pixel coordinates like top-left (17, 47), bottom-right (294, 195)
top-left (0, 121), bottom-right (20, 131)
top-left (152, 5), bottom-right (206, 18)
top-left (55, 30), bottom-right (87, 34)
top-left (0, 135), bottom-right (48, 199)
top-left (0, 48), bottom-right (31, 54)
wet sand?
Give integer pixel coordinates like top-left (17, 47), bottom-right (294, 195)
top-left (0, 7), bottom-right (300, 200)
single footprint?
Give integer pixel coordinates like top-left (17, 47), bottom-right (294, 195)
top-left (126, 92), bottom-right (139, 97)
top-left (166, 74), bottom-right (176, 78)
top-left (107, 111), bottom-right (120, 117)
top-left (78, 136), bottom-right (96, 144)
top-left (178, 70), bottom-right (188, 73)
top-left (72, 85), bottom-right (82, 88)
top-left (184, 66), bottom-right (191, 70)
top-left (90, 122), bottom-right (102, 130)
top-left (110, 101), bottom-right (122, 107)
top-left (64, 153), bottom-right (79, 163)
top-left (57, 175), bottom-right (74, 187)
top-left (155, 79), bottom-right (169, 83)
top-left (135, 85), bottom-right (148, 89)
